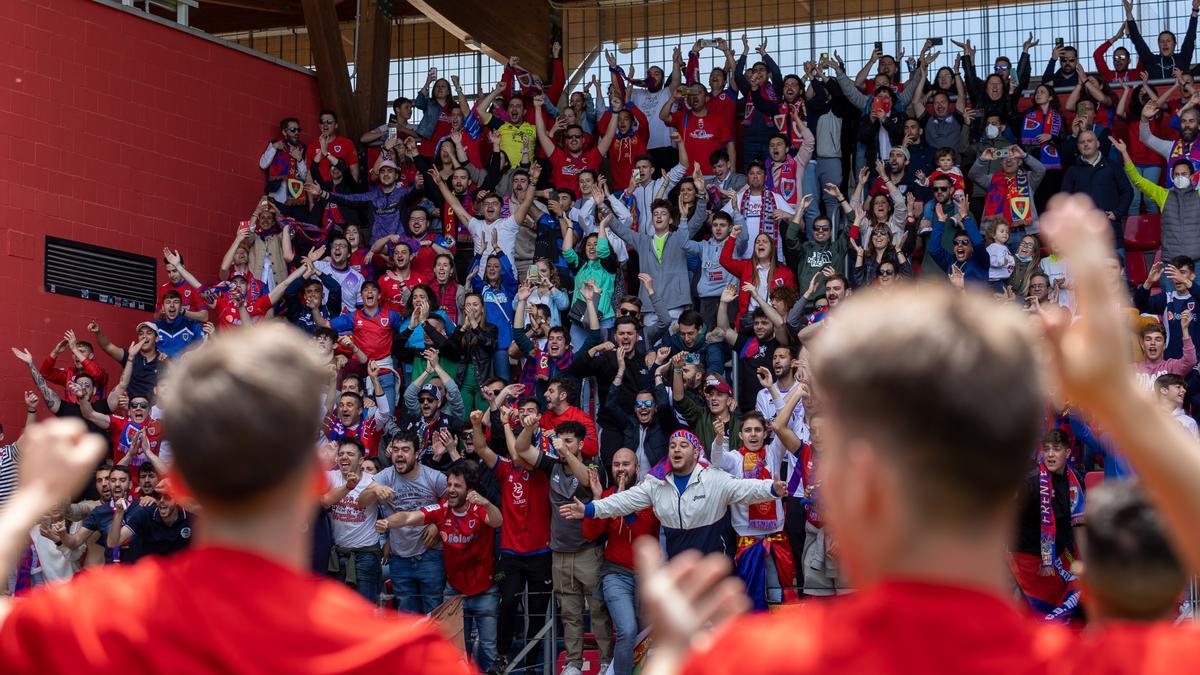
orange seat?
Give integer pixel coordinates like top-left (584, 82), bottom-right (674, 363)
top-left (1124, 214), bottom-right (1162, 251)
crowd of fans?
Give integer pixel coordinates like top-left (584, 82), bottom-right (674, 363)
top-left (6, 2), bottom-right (1200, 672)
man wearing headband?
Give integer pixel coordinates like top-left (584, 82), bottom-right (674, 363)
top-left (560, 428), bottom-right (784, 558)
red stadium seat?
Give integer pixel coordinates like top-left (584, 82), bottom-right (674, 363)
top-left (1084, 471), bottom-right (1104, 491)
top-left (1125, 250), bottom-right (1152, 286)
top-left (1124, 214), bottom-right (1162, 251)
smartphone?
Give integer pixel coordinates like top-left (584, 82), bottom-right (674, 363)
top-left (820, 52), bottom-right (829, 61)
top-left (527, 266), bottom-right (538, 282)
top-left (428, 67), bottom-right (438, 78)
top-left (238, 220), bottom-right (252, 234)
top-left (1055, 37), bottom-right (1064, 48)
top-left (388, 113), bottom-right (397, 124)
top-left (699, 38), bottom-right (718, 49)
top-left (387, 126), bottom-right (398, 142)
top-left (928, 37), bottom-right (944, 46)
top-left (871, 96), bottom-right (892, 116)
top-left (874, 41), bottom-right (883, 52)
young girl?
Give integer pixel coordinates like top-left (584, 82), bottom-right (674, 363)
top-left (1022, 84), bottom-right (1065, 209)
top-left (470, 251), bottom-right (518, 381)
top-left (985, 218), bottom-right (1016, 289)
top-left (563, 210), bottom-right (618, 348)
top-left (429, 252), bottom-right (464, 325)
top-left (720, 228), bottom-right (797, 326)
top-left (525, 258), bottom-right (570, 328)
top-left (927, 148), bottom-right (967, 199)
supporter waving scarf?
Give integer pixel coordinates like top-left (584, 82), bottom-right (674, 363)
top-left (734, 533), bottom-right (797, 611)
top-left (738, 445), bottom-right (778, 529)
top-left (983, 170), bottom-right (1035, 225)
top-left (1021, 108), bottom-right (1063, 169)
top-left (267, 141), bottom-right (306, 205)
top-left (1038, 461), bottom-right (1085, 576)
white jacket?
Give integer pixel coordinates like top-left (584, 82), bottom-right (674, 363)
top-left (590, 465), bottom-right (775, 556)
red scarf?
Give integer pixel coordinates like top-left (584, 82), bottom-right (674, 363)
top-left (738, 189), bottom-right (780, 238)
top-left (738, 445), bottom-right (778, 529)
top-left (1038, 463), bottom-right (1083, 575)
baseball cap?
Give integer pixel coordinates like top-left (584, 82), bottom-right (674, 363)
top-left (703, 373), bottom-right (733, 396)
top-left (419, 383), bottom-right (443, 401)
top-left (377, 159), bottom-right (399, 172)
top-left (136, 321), bottom-right (158, 334)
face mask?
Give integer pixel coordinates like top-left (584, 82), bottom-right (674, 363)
top-left (985, 124), bottom-right (1000, 139)
top-left (1174, 175), bottom-right (1193, 190)
top-left (1016, 254), bottom-right (1033, 263)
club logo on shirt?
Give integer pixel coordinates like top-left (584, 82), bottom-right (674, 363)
top-left (180, 527), bottom-right (192, 539)
top-left (380, 317), bottom-right (390, 327)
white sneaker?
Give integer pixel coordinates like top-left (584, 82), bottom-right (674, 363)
top-left (560, 665), bottom-right (583, 675)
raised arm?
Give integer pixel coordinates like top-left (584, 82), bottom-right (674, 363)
top-left (86, 322), bottom-right (125, 363)
top-left (532, 94), bottom-right (559, 157)
top-left (512, 163), bottom-right (542, 225)
top-left (771, 384), bottom-right (806, 452)
top-left (11, 348), bottom-right (61, 414)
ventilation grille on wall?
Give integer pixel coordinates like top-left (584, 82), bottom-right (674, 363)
top-left (44, 236), bottom-right (157, 312)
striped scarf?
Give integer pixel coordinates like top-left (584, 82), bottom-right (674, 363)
top-left (983, 170), bottom-right (1034, 225)
top-left (1021, 108), bottom-right (1063, 169)
top-left (1038, 463), bottom-right (1084, 575)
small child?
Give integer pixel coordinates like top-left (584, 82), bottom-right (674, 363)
top-left (928, 148), bottom-right (966, 199)
top-left (985, 218), bottom-right (1016, 287)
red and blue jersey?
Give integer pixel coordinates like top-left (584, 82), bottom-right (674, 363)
top-left (329, 307), bottom-right (405, 360)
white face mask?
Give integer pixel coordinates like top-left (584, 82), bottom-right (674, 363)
top-left (1174, 174), bottom-right (1193, 190)
top-left (985, 124), bottom-right (1000, 139)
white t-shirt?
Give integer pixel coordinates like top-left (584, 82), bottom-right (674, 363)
top-left (724, 188), bottom-right (794, 260)
top-left (0, 443), bottom-right (19, 510)
top-left (326, 470), bottom-right (378, 549)
top-left (631, 87), bottom-right (675, 149)
top-left (1174, 407), bottom-right (1200, 439)
top-left (469, 216), bottom-right (519, 269)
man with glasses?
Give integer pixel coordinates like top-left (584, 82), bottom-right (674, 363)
top-left (1042, 43), bottom-right (1080, 88)
top-left (533, 94), bottom-right (614, 200)
top-left (259, 117), bottom-right (308, 217)
top-left (929, 199), bottom-right (990, 286)
top-left (306, 109), bottom-right (360, 183)
top-left (1094, 21), bottom-right (1143, 85)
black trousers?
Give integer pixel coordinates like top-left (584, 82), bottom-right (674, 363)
top-left (496, 550), bottom-right (554, 658)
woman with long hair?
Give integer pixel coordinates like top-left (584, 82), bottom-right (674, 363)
top-left (563, 213), bottom-right (618, 348)
top-left (1022, 84), bottom-right (1066, 210)
top-left (470, 251), bottom-right (518, 381)
top-left (1007, 234), bottom-right (1043, 298)
top-left (719, 225), bottom-right (797, 326)
top-left (415, 75), bottom-right (455, 157)
top-left (444, 291), bottom-right (499, 412)
top-left (526, 257), bottom-right (570, 328)
top-left (850, 225), bottom-right (912, 287)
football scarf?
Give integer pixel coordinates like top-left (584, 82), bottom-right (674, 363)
top-left (772, 101), bottom-right (808, 149)
top-left (1169, 137), bottom-right (1200, 183)
top-left (267, 139), bottom-right (306, 204)
top-left (1038, 463), bottom-right (1084, 575)
top-left (1021, 108), bottom-right (1063, 169)
top-left (742, 82), bottom-right (779, 126)
top-left (738, 189), bottom-right (780, 238)
top-left (765, 156), bottom-right (799, 205)
top-left (738, 445), bottom-right (778, 529)
top-left (983, 170), bottom-right (1034, 225)
top-left (507, 62), bottom-right (543, 95)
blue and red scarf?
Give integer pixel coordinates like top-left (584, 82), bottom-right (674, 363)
top-left (983, 170), bottom-right (1035, 225)
top-left (765, 156), bottom-right (800, 205)
top-left (1021, 108), bottom-right (1063, 169)
top-left (1170, 137), bottom-right (1200, 183)
top-left (1037, 462), bottom-right (1084, 575)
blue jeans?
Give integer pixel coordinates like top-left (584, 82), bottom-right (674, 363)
top-left (1129, 164), bottom-right (1162, 215)
top-left (570, 316), bottom-right (613, 355)
top-left (491, 348), bottom-right (511, 382)
top-left (600, 572), bottom-right (638, 675)
top-left (336, 550), bottom-right (381, 603)
top-left (447, 585), bottom-right (499, 671)
top-left (800, 161), bottom-right (821, 237)
top-left (389, 549), bottom-right (446, 614)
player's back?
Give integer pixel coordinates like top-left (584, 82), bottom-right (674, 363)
top-left (0, 545), bottom-right (472, 675)
top-left (681, 580), bottom-right (1073, 675)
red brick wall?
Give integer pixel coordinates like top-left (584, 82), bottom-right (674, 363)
top-left (0, 0), bottom-right (323, 434)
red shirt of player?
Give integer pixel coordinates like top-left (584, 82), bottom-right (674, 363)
top-left (211, 294), bottom-right (273, 329)
top-left (377, 271), bottom-right (428, 314)
top-left (548, 147), bottom-right (603, 199)
top-left (681, 580), bottom-right (1073, 675)
top-left (307, 135), bottom-right (360, 183)
top-left (108, 415), bottom-right (162, 467)
top-left (0, 546), bottom-right (471, 674)
top-left (670, 109), bottom-right (731, 176)
top-left (421, 500), bottom-right (495, 596)
top-left (492, 457), bottom-right (552, 554)
top-left (157, 279), bottom-right (203, 313)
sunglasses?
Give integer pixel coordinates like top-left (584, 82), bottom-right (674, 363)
top-left (418, 396), bottom-right (437, 404)
top-left (634, 401), bottom-right (655, 409)
top-left (994, 64), bottom-right (1011, 71)
top-left (618, 308), bottom-right (640, 316)
top-left (879, 269), bottom-right (896, 276)
top-left (319, 119), bottom-right (336, 125)
top-left (566, 134), bottom-right (583, 139)
top-left (1114, 54), bottom-right (1130, 60)
top-left (932, 186), bottom-right (951, 193)
top-left (129, 401), bottom-right (150, 410)
top-left (953, 240), bottom-right (971, 247)
top-left (287, 127), bottom-right (301, 133)
top-left (814, 225), bottom-right (832, 232)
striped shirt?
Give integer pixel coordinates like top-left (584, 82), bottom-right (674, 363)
top-left (0, 443), bottom-right (19, 509)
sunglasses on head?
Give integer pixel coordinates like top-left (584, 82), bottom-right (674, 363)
top-left (634, 401), bottom-right (654, 409)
